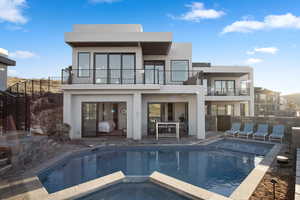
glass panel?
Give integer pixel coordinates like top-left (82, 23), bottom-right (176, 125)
top-left (95, 54), bottom-right (108, 84)
top-left (148, 104), bottom-right (161, 135)
top-left (78, 53), bottom-right (90, 77)
top-left (171, 60), bottom-right (188, 82)
top-left (82, 103), bottom-right (97, 137)
top-left (217, 105), bottom-right (226, 115)
top-left (215, 81), bottom-right (222, 94)
top-left (156, 64), bottom-right (164, 84)
top-left (122, 55), bottom-right (135, 84)
top-left (109, 54), bottom-right (121, 84)
top-left (227, 81), bottom-right (235, 95)
top-left (226, 105), bottom-right (234, 116)
top-left (145, 65), bottom-right (155, 84)
top-left (211, 105), bottom-right (217, 116)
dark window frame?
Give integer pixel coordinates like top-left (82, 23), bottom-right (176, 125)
top-left (77, 52), bottom-right (91, 78)
top-left (144, 60), bottom-right (166, 84)
top-left (93, 53), bottom-right (136, 84)
top-left (170, 60), bottom-right (189, 82)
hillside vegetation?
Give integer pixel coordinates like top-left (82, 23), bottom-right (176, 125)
top-left (283, 93), bottom-right (300, 108)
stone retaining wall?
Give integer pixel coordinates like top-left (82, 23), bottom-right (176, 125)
top-left (5, 136), bottom-right (60, 171)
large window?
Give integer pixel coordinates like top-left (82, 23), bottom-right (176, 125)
top-left (211, 104), bottom-right (235, 116)
top-left (171, 60), bottom-right (188, 82)
top-left (144, 61), bottom-right (165, 84)
top-left (214, 80), bottom-right (235, 95)
top-left (78, 52), bottom-right (90, 77)
top-left (93, 53), bottom-right (135, 84)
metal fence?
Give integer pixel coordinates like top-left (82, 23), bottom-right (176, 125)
top-left (0, 77), bottom-right (63, 134)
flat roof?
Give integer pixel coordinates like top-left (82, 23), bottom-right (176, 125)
top-left (65, 32), bottom-right (173, 55)
top-left (0, 55), bottom-right (16, 66)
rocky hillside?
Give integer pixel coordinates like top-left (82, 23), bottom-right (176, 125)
top-left (283, 93), bottom-right (300, 108)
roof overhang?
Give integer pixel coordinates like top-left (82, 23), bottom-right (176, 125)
top-left (65, 32), bottom-right (172, 55)
top-left (0, 56), bottom-right (16, 66)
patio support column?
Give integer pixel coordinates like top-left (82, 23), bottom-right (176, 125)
top-left (63, 92), bottom-right (74, 138)
top-left (196, 92), bottom-right (205, 139)
top-left (133, 92), bottom-right (142, 140)
top-left (249, 69), bottom-right (255, 116)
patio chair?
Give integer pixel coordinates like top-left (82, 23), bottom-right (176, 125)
top-left (269, 125), bottom-right (285, 143)
top-left (237, 123), bottom-right (254, 139)
top-left (253, 124), bottom-right (269, 141)
top-left (225, 122), bottom-right (241, 137)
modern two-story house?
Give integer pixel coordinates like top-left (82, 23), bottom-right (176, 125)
top-left (62, 24), bottom-right (254, 140)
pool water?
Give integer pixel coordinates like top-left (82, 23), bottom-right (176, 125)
top-left (76, 182), bottom-right (191, 200)
top-left (39, 139), bottom-right (273, 197)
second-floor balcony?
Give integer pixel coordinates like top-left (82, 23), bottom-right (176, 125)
top-left (62, 68), bottom-right (204, 86)
top-left (61, 68), bottom-right (251, 96)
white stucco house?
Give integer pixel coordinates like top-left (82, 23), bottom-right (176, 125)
top-left (0, 48), bottom-right (16, 91)
top-left (62, 24), bottom-right (254, 140)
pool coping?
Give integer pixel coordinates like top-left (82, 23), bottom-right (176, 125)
top-left (229, 142), bottom-right (282, 200)
top-left (5, 138), bottom-right (281, 200)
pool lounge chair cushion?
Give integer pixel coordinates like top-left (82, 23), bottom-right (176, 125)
top-left (238, 123), bottom-right (254, 136)
top-left (254, 124), bottom-right (269, 137)
top-left (225, 123), bottom-right (241, 135)
top-left (269, 125), bottom-right (285, 139)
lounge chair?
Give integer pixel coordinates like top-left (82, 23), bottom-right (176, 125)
top-left (269, 125), bottom-right (285, 143)
top-left (253, 124), bottom-right (269, 141)
top-left (225, 123), bottom-right (241, 137)
top-left (238, 123), bottom-right (254, 139)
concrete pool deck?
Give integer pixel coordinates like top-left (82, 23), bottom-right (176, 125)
top-left (0, 134), bottom-right (282, 200)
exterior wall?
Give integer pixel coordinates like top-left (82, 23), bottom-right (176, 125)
top-left (63, 93), bottom-right (134, 139)
top-left (0, 63), bottom-right (7, 91)
top-left (143, 43), bottom-right (192, 84)
top-left (71, 42), bottom-right (192, 85)
top-left (71, 46), bottom-right (143, 84)
top-left (142, 94), bottom-right (198, 137)
top-left (63, 85), bottom-right (206, 140)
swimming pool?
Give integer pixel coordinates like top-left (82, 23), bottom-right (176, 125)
top-left (76, 181), bottom-right (191, 200)
top-left (38, 139), bottom-right (273, 197)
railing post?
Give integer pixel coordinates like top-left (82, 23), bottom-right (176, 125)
top-left (48, 77), bottom-right (50, 93)
top-left (40, 79), bottom-right (42, 96)
top-left (153, 68), bottom-right (156, 84)
top-left (24, 82), bottom-right (27, 96)
top-left (31, 80), bottom-right (34, 98)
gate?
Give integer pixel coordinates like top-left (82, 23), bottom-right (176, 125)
top-left (217, 115), bottom-right (232, 131)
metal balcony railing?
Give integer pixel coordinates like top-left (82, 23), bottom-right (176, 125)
top-left (206, 87), bottom-right (250, 96)
top-left (61, 68), bottom-right (205, 85)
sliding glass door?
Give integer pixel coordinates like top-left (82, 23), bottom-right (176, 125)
top-left (94, 53), bottom-right (135, 84)
top-left (82, 103), bottom-right (97, 137)
top-left (144, 61), bottom-right (165, 84)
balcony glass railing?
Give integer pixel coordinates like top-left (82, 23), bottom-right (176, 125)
top-left (61, 68), bottom-right (204, 85)
top-left (206, 87), bottom-right (250, 96)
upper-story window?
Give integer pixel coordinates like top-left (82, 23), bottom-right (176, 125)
top-left (171, 60), bottom-right (189, 82)
top-left (94, 53), bottom-right (135, 84)
top-left (214, 80), bottom-right (235, 95)
top-left (78, 52), bottom-right (90, 77)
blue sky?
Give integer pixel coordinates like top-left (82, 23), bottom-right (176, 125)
top-left (0, 0), bottom-right (299, 94)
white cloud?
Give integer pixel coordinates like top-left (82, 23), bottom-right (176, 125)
top-left (0, 0), bottom-right (28, 24)
top-left (247, 47), bottom-right (279, 55)
top-left (245, 58), bottom-right (263, 64)
top-left (222, 13), bottom-right (300, 33)
top-left (89, 0), bottom-right (121, 3)
top-left (169, 2), bottom-right (225, 22)
top-left (9, 50), bottom-right (37, 59)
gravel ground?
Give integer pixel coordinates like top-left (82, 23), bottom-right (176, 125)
top-left (250, 146), bottom-right (295, 200)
